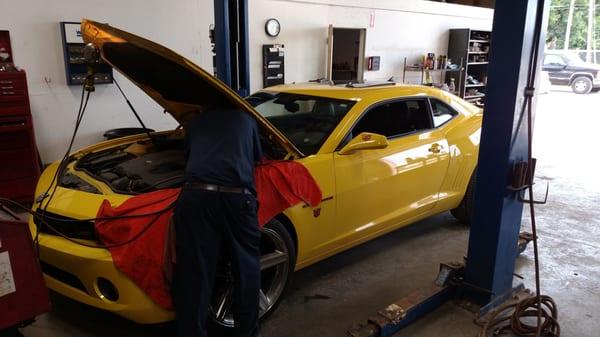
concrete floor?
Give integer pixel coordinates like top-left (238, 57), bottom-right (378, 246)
top-left (10, 87), bottom-right (600, 336)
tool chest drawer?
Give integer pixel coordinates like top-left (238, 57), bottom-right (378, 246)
top-left (0, 96), bottom-right (28, 115)
top-left (0, 89), bottom-right (26, 97)
top-left (0, 71), bottom-right (30, 115)
top-left (0, 70), bottom-right (40, 203)
top-left (0, 72), bottom-right (27, 88)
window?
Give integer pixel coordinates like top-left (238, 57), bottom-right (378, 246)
top-left (430, 99), bottom-right (458, 127)
top-left (249, 93), bottom-right (355, 155)
top-left (543, 54), bottom-right (566, 66)
top-left (351, 99), bottom-right (432, 139)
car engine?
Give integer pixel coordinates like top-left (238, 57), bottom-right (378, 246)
top-left (73, 136), bottom-right (186, 194)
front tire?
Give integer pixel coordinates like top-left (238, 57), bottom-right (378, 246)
top-left (208, 218), bottom-right (296, 331)
top-left (451, 170), bottom-right (476, 225)
top-left (571, 76), bottom-right (593, 94)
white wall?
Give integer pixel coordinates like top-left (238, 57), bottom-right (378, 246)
top-left (249, 0), bottom-right (493, 91)
top-left (1, 0), bottom-right (492, 162)
top-left (0, 0), bottom-right (214, 162)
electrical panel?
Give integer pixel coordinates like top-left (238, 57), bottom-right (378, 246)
top-left (367, 56), bottom-right (381, 71)
top-left (263, 44), bottom-right (284, 88)
top-left (60, 22), bottom-right (113, 86)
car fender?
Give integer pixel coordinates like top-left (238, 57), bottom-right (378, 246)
top-left (568, 72), bottom-right (594, 85)
top-left (435, 112), bottom-right (481, 211)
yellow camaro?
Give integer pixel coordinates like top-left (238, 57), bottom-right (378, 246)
top-left (30, 20), bottom-right (481, 327)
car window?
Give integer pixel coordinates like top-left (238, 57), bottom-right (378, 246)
top-left (351, 99), bottom-right (432, 139)
top-left (249, 93), bottom-right (355, 155)
top-left (544, 55), bottom-right (566, 66)
top-left (430, 99), bottom-right (458, 127)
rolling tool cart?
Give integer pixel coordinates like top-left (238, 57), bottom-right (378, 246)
top-left (0, 207), bottom-right (51, 337)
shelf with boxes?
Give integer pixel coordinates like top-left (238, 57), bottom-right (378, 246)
top-left (401, 53), bottom-right (464, 95)
top-left (447, 28), bottom-right (491, 106)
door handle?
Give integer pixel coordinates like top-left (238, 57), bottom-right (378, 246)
top-left (428, 143), bottom-right (442, 154)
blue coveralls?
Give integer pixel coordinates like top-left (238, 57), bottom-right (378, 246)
top-left (173, 107), bottom-right (263, 337)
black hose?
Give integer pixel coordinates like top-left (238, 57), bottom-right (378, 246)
top-left (0, 197), bottom-right (175, 249)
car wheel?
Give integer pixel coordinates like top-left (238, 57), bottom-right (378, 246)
top-left (451, 169), bottom-right (476, 225)
top-left (571, 76), bottom-right (593, 94)
top-left (208, 218), bottom-right (296, 330)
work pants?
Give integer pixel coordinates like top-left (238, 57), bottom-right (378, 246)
top-left (172, 188), bottom-right (261, 337)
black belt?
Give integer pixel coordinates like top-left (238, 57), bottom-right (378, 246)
top-left (185, 182), bottom-right (252, 195)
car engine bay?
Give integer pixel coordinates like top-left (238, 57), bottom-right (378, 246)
top-left (72, 135), bottom-right (187, 194)
top-left (66, 130), bottom-right (286, 195)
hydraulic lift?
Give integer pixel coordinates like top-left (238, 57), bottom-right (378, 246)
top-left (346, 0), bottom-right (550, 335)
top-left (212, 0), bottom-right (251, 97)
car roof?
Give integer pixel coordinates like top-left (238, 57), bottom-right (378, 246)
top-left (262, 82), bottom-right (452, 102)
top-left (259, 82), bottom-right (482, 117)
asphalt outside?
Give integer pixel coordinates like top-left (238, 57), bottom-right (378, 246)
top-left (10, 86), bottom-right (600, 337)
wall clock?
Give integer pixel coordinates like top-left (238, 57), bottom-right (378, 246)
top-left (265, 18), bottom-right (281, 37)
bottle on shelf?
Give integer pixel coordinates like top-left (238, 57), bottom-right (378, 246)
top-left (449, 78), bottom-right (456, 93)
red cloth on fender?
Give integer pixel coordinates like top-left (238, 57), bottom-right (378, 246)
top-left (95, 188), bottom-right (180, 309)
top-left (94, 161), bottom-right (321, 309)
top-left (255, 160), bottom-right (322, 225)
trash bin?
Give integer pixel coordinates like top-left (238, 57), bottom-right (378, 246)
top-left (103, 127), bottom-right (155, 140)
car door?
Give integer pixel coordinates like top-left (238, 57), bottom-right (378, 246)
top-left (332, 98), bottom-right (450, 244)
top-left (542, 54), bottom-right (570, 85)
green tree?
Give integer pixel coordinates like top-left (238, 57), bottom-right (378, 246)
top-left (547, 0), bottom-right (598, 51)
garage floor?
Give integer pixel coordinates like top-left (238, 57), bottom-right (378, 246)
top-left (12, 88), bottom-right (600, 337)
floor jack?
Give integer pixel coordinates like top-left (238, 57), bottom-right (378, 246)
top-left (347, 232), bottom-right (534, 337)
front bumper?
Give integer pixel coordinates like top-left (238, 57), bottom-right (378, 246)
top-left (30, 217), bottom-right (174, 324)
top-left (29, 152), bottom-right (176, 323)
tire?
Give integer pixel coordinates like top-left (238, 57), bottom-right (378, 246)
top-left (451, 169), bottom-right (476, 225)
top-left (208, 218), bottom-right (296, 334)
top-left (571, 76), bottom-right (593, 94)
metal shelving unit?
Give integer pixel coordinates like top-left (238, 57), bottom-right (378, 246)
top-left (447, 28), bottom-right (492, 106)
top-left (401, 57), bottom-right (464, 95)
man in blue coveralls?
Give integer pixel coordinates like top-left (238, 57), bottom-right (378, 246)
top-left (172, 105), bottom-right (263, 337)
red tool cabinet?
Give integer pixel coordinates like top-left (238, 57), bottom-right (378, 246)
top-left (0, 218), bottom-right (51, 330)
top-left (0, 70), bottom-right (41, 204)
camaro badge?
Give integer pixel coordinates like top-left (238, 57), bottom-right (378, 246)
top-left (313, 208), bottom-right (322, 218)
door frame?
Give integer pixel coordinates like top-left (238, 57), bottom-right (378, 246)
top-left (326, 26), bottom-right (367, 83)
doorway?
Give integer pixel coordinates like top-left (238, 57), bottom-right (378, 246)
top-left (327, 26), bottom-right (366, 84)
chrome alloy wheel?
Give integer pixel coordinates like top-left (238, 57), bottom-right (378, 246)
top-left (571, 76), bottom-right (593, 94)
top-left (209, 226), bottom-right (291, 327)
top-left (574, 79), bottom-right (589, 92)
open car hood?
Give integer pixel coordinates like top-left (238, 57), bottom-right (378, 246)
top-left (81, 19), bottom-right (301, 158)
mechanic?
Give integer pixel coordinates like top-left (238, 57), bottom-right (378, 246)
top-left (172, 103), bottom-right (263, 337)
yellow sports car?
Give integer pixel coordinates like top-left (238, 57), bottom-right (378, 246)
top-left (30, 20), bottom-right (481, 327)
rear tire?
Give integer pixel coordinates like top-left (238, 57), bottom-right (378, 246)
top-left (451, 170), bottom-right (476, 225)
top-left (571, 76), bottom-right (593, 94)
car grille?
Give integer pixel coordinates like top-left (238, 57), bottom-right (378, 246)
top-left (40, 261), bottom-right (88, 294)
top-left (33, 209), bottom-right (99, 242)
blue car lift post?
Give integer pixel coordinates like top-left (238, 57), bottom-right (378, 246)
top-left (213, 0), bottom-right (251, 97)
top-left (348, 0), bottom-right (549, 336)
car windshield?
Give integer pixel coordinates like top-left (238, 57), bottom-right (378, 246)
top-left (247, 92), bottom-right (356, 155)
